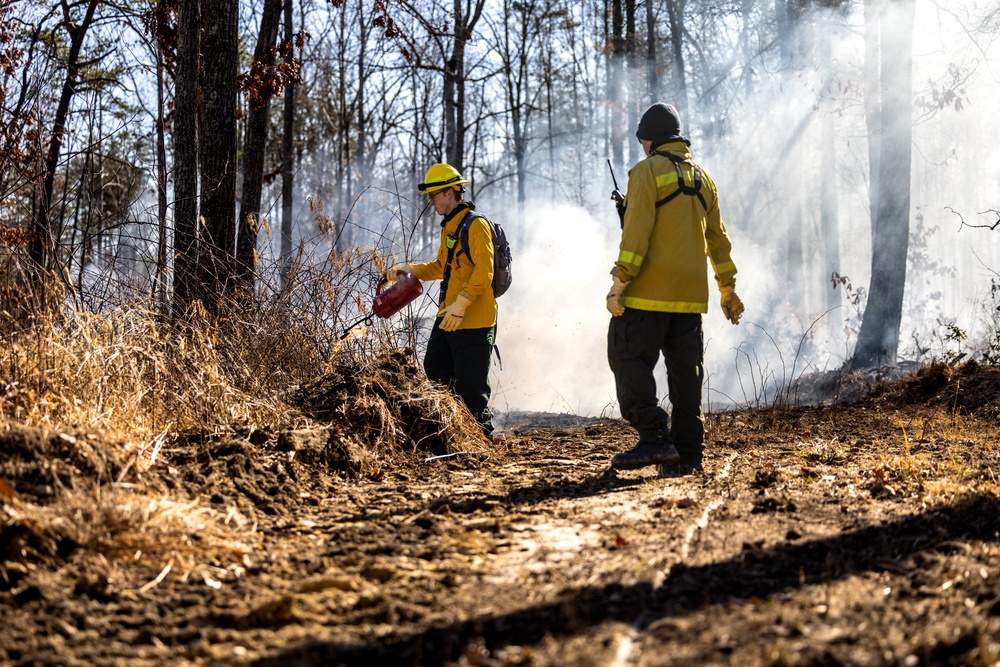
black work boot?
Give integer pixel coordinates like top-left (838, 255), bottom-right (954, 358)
top-left (611, 438), bottom-right (680, 471)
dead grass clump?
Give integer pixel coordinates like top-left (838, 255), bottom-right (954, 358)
top-left (0, 306), bottom-right (306, 447)
top-left (873, 360), bottom-right (1000, 416)
top-left (289, 347), bottom-right (492, 460)
top-left (1, 486), bottom-right (257, 585)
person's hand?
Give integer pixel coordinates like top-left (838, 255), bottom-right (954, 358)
top-left (606, 275), bottom-right (630, 316)
top-left (720, 285), bottom-right (744, 324)
top-left (384, 264), bottom-right (411, 283)
top-left (440, 294), bottom-right (472, 331)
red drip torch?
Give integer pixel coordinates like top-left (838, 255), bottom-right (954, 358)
top-left (340, 270), bottom-right (423, 340)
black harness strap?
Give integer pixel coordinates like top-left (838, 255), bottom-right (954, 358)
top-left (652, 150), bottom-right (708, 210)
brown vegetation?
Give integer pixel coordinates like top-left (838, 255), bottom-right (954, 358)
top-left (1, 306), bottom-right (1000, 665)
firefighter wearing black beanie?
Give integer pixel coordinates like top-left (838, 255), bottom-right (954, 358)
top-left (606, 101), bottom-right (744, 477)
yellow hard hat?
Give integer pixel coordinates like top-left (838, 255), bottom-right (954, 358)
top-left (418, 163), bottom-right (468, 195)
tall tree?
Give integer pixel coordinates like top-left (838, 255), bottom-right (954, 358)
top-left (776, 0), bottom-right (806, 313)
top-left (851, 0), bottom-right (915, 368)
top-left (624, 0), bottom-right (638, 166)
top-left (30, 0), bottom-right (100, 291)
top-left (645, 0), bottom-right (657, 100)
top-left (818, 18), bottom-right (841, 330)
top-left (608, 0), bottom-right (625, 174)
top-left (279, 0), bottom-right (296, 288)
top-left (237, 0), bottom-right (283, 294)
top-left (492, 0), bottom-right (542, 218)
top-left (173, 0), bottom-right (200, 313)
top-left (444, 0), bottom-right (485, 173)
top-left (663, 0), bottom-right (687, 114)
top-left (197, 0), bottom-right (239, 313)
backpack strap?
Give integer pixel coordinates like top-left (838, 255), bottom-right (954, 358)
top-left (456, 212), bottom-right (484, 266)
top-left (651, 150), bottom-right (708, 210)
top-left (440, 211), bottom-right (482, 304)
top-left (439, 230), bottom-right (460, 305)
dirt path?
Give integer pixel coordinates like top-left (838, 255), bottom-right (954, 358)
top-left (4, 394), bottom-right (1000, 667)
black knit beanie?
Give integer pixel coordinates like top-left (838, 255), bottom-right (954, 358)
top-left (635, 103), bottom-right (682, 143)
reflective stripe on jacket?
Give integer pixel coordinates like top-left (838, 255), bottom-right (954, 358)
top-left (408, 201), bottom-right (498, 329)
top-left (615, 140), bottom-right (737, 313)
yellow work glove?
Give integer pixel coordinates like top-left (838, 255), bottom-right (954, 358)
top-left (720, 285), bottom-right (744, 325)
top-left (440, 294), bottom-right (472, 331)
top-left (384, 264), bottom-right (411, 282)
top-left (606, 275), bottom-right (630, 317)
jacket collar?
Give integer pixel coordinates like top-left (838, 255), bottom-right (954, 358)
top-left (441, 201), bottom-right (474, 228)
top-left (650, 139), bottom-right (693, 161)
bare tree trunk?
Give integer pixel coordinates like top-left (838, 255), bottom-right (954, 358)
top-left (445, 0), bottom-right (485, 173)
top-left (625, 0), bottom-right (639, 166)
top-left (664, 0), bottom-right (687, 115)
top-left (279, 0), bottom-right (296, 288)
top-left (237, 0), bottom-right (283, 295)
top-left (852, 0), bottom-right (915, 369)
top-left (645, 0), bottom-right (657, 101)
top-left (864, 0), bottom-right (881, 230)
top-left (198, 0), bottom-right (240, 314)
top-left (173, 0), bottom-right (201, 314)
top-left (818, 25), bottom-right (841, 329)
top-left (30, 0), bottom-right (99, 295)
top-left (357, 4), bottom-right (367, 196)
top-left (154, 41), bottom-right (169, 313)
top-left (609, 0), bottom-right (624, 173)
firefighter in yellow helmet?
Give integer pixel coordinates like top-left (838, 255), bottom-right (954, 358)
top-left (607, 103), bottom-right (744, 476)
top-left (385, 163), bottom-right (498, 434)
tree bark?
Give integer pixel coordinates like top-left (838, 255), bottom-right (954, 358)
top-left (279, 0), bottom-right (296, 288)
top-left (237, 0), bottom-right (283, 295)
top-left (645, 0), bottom-right (657, 100)
top-left (173, 0), bottom-right (201, 314)
top-left (198, 0), bottom-right (240, 314)
top-left (851, 0), bottom-right (915, 369)
top-left (664, 0), bottom-right (687, 115)
top-left (154, 40), bottom-right (169, 313)
top-left (444, 0), bottom-right (485, 174)
top-left (624, 0), bottom-right (638, 166)
top-left (609, 0), bottom-right (624, 173)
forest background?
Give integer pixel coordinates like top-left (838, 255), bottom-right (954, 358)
top-left (2, 0), bottom-right (999, 420)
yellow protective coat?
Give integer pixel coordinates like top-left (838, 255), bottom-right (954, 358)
top-left (615, 140), bottom-right (737, 313)
top-left (408, 202), bottom-right (498, 330)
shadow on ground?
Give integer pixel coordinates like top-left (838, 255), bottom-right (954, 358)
top-left (251, 494), bottom-right (1000, 666)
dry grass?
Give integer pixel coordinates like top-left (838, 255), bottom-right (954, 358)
top-left (3, 485), bottom-right (256, 563)
top-left (0, 248), bottom-right (406, 448)
top-left (290, 348), bottom-right (495, 461)
top-left (0, 308), bottom-right (300, 443)
top-left (0, 248), bottom-right (495, 573)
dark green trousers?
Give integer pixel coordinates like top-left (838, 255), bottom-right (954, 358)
top-left (607, 309), bottom-right (704, 463)
top-left (424, 319), bottom-right (495, 433)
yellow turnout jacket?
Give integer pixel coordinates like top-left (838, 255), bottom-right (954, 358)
top-left (615, 140), bottom-right (737, 313)
top-left (408, 202), bottom-right (498, 330)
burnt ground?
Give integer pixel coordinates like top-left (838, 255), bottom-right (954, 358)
top-left (2, 358), bottom-right (1000, 666)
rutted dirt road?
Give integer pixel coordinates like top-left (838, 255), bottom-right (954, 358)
top-left (3, 361), bottom-right (1000, 666)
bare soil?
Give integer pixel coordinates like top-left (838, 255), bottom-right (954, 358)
top-left (3, 358), bottom-right (1000, 666)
